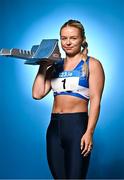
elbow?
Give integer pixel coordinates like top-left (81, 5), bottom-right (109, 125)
top-left (32, 95), bottom-right (42, 100)
top-left (32, 91), bottom-right (44, 100)
top-left (90, 95), bottom-right (101, 106)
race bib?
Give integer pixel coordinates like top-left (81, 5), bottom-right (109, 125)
top-left (51, 76), bottom-right (79, 92)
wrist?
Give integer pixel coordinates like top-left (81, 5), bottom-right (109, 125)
top-left (39, 64), bottom-right (48, 71)
top-left (86, 128), bottom-right (94, 135)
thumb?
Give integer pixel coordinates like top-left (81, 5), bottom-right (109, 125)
top-left (80, 138), bottom-right (85, 150)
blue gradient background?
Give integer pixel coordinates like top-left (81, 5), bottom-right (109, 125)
top-left (0, 0), bottom-right (124, 179)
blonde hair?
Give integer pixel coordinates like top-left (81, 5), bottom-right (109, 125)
top-left (60, 19), bottom-right (89, 77)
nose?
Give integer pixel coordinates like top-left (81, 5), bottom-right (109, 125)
top-left (66, 38), bottom-right (71, 45)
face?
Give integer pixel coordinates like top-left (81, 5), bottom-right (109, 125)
top-left (60, 26), bottom-right (83, 56)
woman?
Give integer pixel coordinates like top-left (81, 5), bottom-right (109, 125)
top-left (32, 19), bottom-right (105, 179)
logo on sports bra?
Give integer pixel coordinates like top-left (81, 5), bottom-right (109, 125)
top-left (59, 71), bottom-right (73, 78)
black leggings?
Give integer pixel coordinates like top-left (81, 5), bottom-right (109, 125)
top-left (46, 112), bottom-right (91, 179)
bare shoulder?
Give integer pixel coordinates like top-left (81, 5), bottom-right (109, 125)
top-left (89, 56), bottom-right (104, 72)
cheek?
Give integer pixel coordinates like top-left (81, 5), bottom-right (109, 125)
top-left (61, 41), bottom-right (66, 48)
top-left (77, 41), bottom-right (83, 49)
top-left (74, 40), bottom-right (82, 46)
top-left (61, 40), bottom-right (64, 45)
top-left (73, 42), bottom-right (82, 49)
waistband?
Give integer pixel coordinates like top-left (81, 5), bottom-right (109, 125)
top-left (51, 112), bottom-right (88, 119)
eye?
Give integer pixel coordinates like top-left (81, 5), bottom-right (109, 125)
top-left (61, 37), bottom-right (67, 40)
top-left (71, 37), bottom-right (77, 40)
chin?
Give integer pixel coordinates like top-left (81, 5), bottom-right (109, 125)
top-left (66, 52), bottom-right (76, 57)
top-left (63, 47), bottom-right (80, 56)
top-left (65, 50), bottom-right (79, 56)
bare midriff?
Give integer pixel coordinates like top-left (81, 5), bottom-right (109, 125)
top-left (52, 95), bottom-right (89, 113)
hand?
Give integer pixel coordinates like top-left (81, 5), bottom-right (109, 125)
top-left (38, 59), bottom-right (55, 67)
top-left (80, 131), bottom-right (93, 157)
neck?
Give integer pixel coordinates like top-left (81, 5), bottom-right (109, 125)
top-left (65, 52), bottom-right (81, 62)
top-left (65, 52), bottom-right (87, 62)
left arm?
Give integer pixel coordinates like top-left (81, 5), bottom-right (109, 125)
top-left (81, 58), bottom-right (105, 156)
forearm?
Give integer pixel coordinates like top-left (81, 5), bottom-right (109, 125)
top-left (32, 65), bottom-right (47, 99)
top-left (86, 97), bottom-right (101, 135)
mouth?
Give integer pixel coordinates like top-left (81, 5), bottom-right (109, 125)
top-left (64, 47), bottom-right (73, 50)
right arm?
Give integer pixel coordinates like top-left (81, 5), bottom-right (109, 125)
top-left (32, 63), bottom-right (53, 100)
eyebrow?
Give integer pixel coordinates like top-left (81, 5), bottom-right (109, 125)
top-left (60, 36), bottom-right (78, 38)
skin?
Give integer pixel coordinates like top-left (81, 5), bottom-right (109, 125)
top-left (32, 26), bottom-right (105, 157)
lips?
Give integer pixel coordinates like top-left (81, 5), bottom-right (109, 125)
top-left (64, 47), bottom-right (73, 50)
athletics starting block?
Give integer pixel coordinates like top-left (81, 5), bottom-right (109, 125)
top-left (0, 39), bottom-right (61, 65)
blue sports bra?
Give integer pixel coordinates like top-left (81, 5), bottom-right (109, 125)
top-left (51, 56), bottom-right (90, 101)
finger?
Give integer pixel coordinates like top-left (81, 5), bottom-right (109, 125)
top-left (83, 145), bottom-right (93, 156)
top-left (88, 144), bottom-right (93, 151)
top-left (84, 149), bottom-right (91, 157)
top-left (81, 143), bottom-right (89, 154)
top-left (80, 144), bottom-right (83, 150)
top-left (81, 148), bottom-right (88, 155)
top-left (80, 141), bottom-right (85, 150)
top-left (80, 137), bottom-right (85, 150)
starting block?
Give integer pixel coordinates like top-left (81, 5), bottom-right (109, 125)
top-left (0, 39), bottom-right (61, 65)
